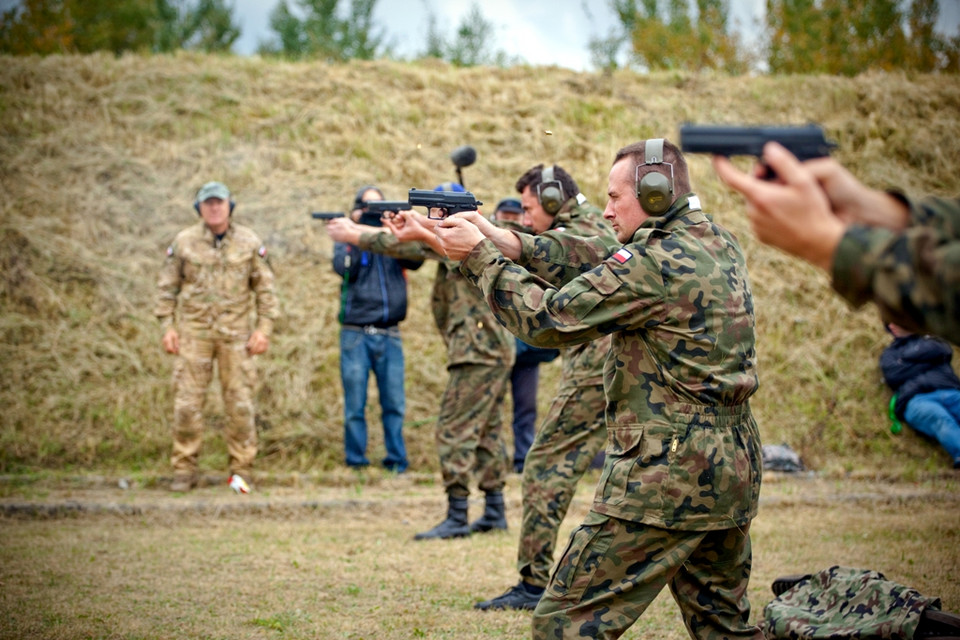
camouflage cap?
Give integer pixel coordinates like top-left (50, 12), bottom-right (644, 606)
top-left (196, 181), bottom-right (231, 202)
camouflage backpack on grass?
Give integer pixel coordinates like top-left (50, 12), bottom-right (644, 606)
top-left (760, 566), bottom-right (943, 639)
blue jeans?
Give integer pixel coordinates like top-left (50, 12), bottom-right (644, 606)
top-left (904, 389), bottom-right (960, 464)
top-left (340, 328), bottom-right (408, 472)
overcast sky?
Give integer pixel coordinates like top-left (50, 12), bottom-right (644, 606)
top-left (230, 0), bottom-right (767, 70)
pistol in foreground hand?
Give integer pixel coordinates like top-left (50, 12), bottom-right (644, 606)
top-left (679, 123), bottom-right (837, 178)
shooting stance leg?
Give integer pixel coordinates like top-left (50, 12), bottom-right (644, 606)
top-left (171, 333), bottom-right (214, 481)
top-left (533, 513), bottom-right (707, 640)
top-left (217, 338), bottom-right (258, 479)
top-left (435, 363), bottom-right (509, 497)
top-left (372, 331), bottom-right (408, 472)
top-left (520, 382), bottom-right (607, 587)
top-left (340, 328), bottom-right (372, 467)
top-left (670, 525), bottom-right (763, 640)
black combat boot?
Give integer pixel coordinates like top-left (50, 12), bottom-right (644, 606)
top-left (469, 490), bottom-right (507, 533)
top-left (414, 495), bottom-right (470, 540)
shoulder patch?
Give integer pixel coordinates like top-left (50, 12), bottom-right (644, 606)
top-left (166, 245), bottom-right (174, 257)
top-left (612, 247), bottom-right (633, 264)
top-left (257, 245), bottom-right (267, 258)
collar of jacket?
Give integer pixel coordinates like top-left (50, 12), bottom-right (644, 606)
top-left (636, 193), bottom-right (707, 233)
top-left (201, 221), bottom-right (233, 245)
top-left (553, 199), bottom-right (597, 227)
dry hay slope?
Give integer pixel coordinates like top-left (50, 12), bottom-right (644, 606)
top-left (1, 52), bottom-right (959, 476)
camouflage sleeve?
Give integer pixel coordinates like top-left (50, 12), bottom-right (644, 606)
top-left (356, 230), bottom-right (442, 261)
top-left (831, 196), bottom-right (960, 344)
top-left (251, 245), bottom-right (279, 336)
top-left (907, 194), bottom-right (960, 237)
top-left (154, 243), bottom-right (181, 332)
top-left (460, 239), bottom-right (632, 349)
top-left (517, 231), bottom-right (617, 286)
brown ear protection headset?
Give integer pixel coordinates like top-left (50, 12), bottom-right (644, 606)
top-left (537, 165), bottom-right (565, 215)
top-left (636, 139), bottom-right (674, 215)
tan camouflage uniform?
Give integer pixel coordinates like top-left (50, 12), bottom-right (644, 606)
top-left (832, 194), bottom-right (960, 345)
top-left (516, 200), bottom-right (617, 588)
top-left (155, 221), bottom-right (278, 480)
top-left (357, 231), bottom-right (515, 498)
top-left (460, 193), bottom-right (763, 639)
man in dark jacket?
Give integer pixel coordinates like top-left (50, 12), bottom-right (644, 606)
top-left (880, 323), bottom-right (960, 469)
top-left (332, 186), bottom-right (423, 472)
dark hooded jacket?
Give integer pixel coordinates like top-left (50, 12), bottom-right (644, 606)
top-left (880, 333), bottom-right (960, 419)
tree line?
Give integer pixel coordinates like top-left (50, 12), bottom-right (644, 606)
top-left (1, 0), bottom-right (958, 74)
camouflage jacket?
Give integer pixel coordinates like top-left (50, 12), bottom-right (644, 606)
top-left (357, 231), bottom-right (515, 368)
top-left (527, 199), bottom-right (618, 387)
top-left (759, 566), bottom-right (940, 639)
top-left (155, 221), bottom-right (279, 339)
top-left (832, 195), bottom-right (960, 345)
top-left (460, 194), bottom-right (762, 529)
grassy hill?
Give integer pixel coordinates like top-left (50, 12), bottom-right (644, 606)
top-left (2, 52), bottom-right (959, 479)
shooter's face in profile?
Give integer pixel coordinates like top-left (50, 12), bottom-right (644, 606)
top-left (604, 157), bottom-right (650, 244)
top-left (519, 186), bottom-right (555, 234)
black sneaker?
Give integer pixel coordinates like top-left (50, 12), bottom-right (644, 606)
top-left (474, 582), bottom-right (542, 611)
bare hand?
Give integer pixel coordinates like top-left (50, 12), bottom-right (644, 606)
top-left (385, 210), bottom-right (435, 243)
top-left (803, 156), bottom-right (909, 230)
top-left (162, 328), bottom-right (180, 355)
top-left (324, 217), bottom-right (362, 244)
top-left (456, 210), bottom-right (522, 260)
top-left (435, 216), bottom-right (486, 261)
top-left (247, 329), bottom-right (269, 355)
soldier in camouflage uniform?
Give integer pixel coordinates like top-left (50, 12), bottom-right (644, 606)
top-left (326, 182), bottom-right (515, 539)
top-left (712, 142), bottom-right (960, 345)
top-left (155, 181), bottom-right (279, 492)
top-left (476, 165), bottom-right (618, 612)
top-left (436, 139), bottom-right (764, 639)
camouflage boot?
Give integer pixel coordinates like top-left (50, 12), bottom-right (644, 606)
top-left (469, 491), bottom-right (507, 533)
top-left (414, 495), bottom-right (470, 540)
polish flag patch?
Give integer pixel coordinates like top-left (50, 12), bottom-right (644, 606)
top-left (258, 245), bottom-right (268, 258)
top-left (612, 248), bottom-right (633, 264)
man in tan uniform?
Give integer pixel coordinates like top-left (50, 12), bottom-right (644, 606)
top-left (155, 181), bottom-right (279, 492)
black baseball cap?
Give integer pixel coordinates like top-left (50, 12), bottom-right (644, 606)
top-left (496, 198), bottom-right (522, 213)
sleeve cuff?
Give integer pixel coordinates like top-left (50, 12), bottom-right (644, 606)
top-left (256, 318), bottom-right (274, 337)
top-left (830, 225), bottom-right (896, 308)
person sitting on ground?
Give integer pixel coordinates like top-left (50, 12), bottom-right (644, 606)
top-left (880, 322), bottom-right (960, 469)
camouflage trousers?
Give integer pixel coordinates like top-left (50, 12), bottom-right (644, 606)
top-left (519, 381), bottom-right (607, 587)
top-left (533, 511), bottom-right (762, 640)
top-left (171, 333), bottom-right (258, 478)
top-left (436, 363), bottom-right (510, 498)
